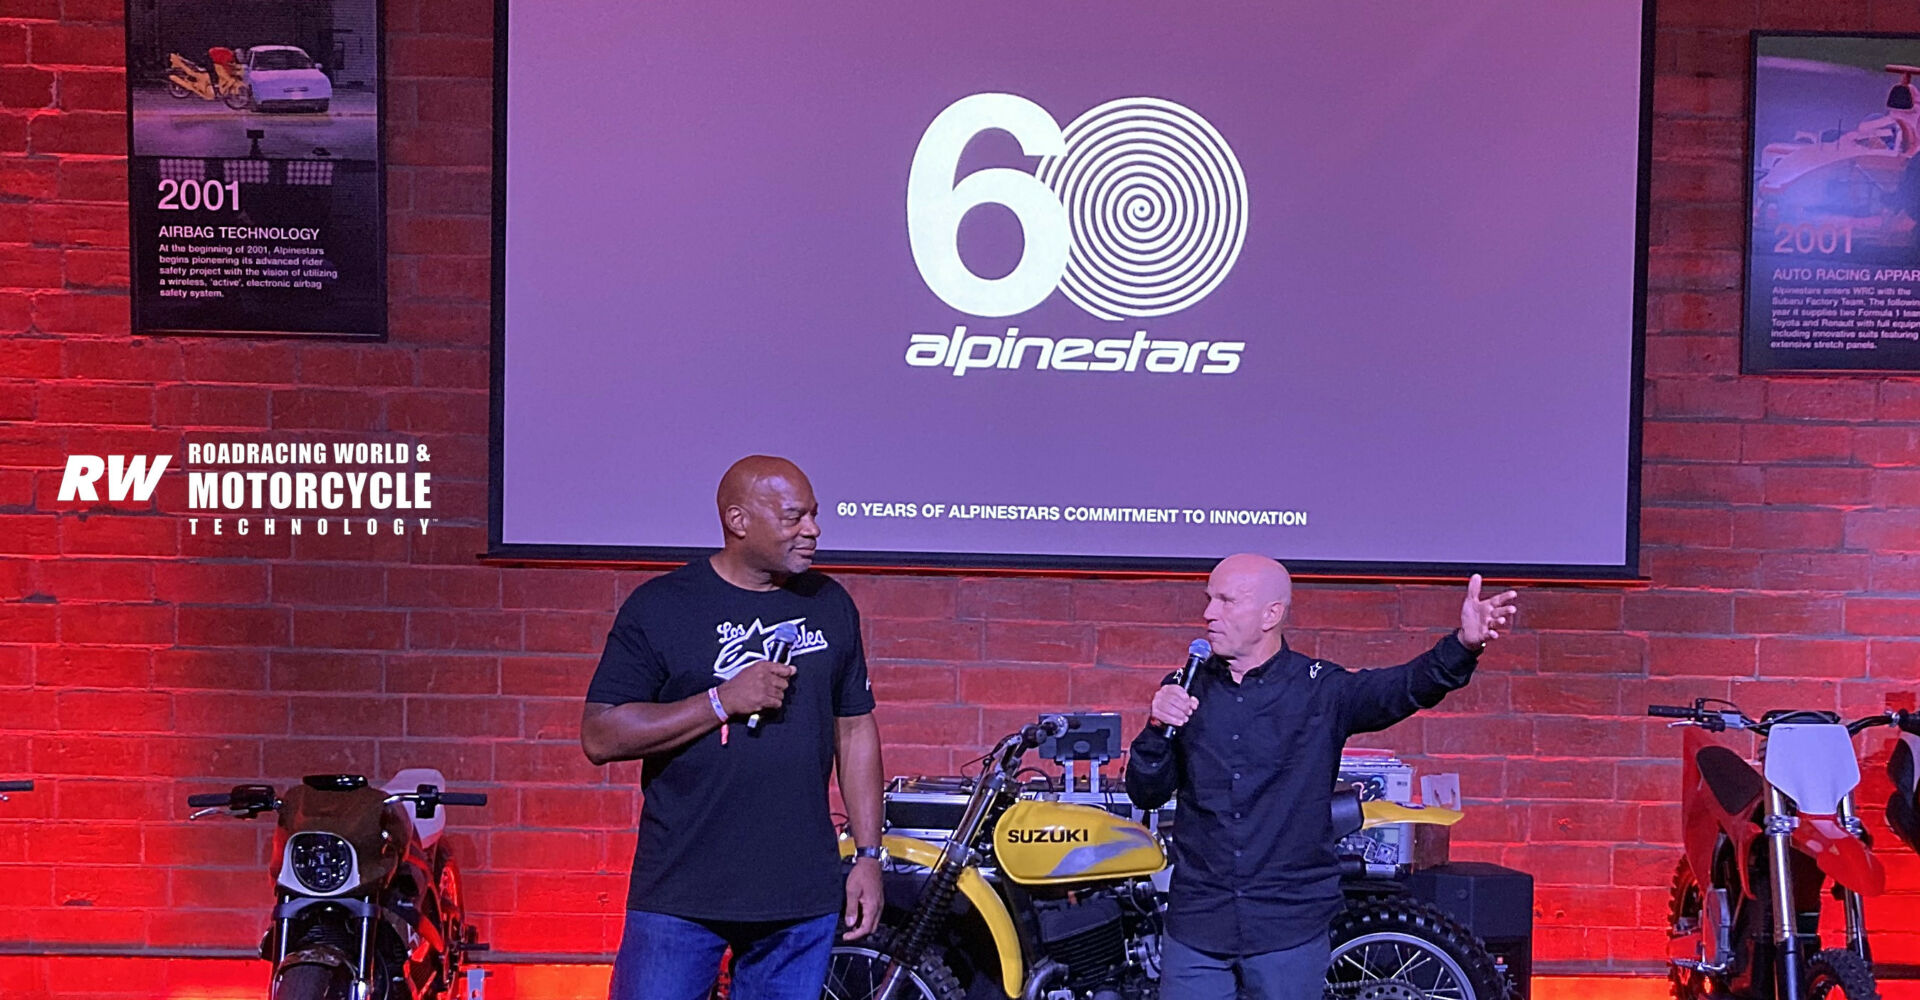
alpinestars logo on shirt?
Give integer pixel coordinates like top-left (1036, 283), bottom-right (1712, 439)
top-left (712, 618), bottom-right (830, 679)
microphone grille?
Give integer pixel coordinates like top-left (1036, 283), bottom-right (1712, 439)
top-left (772, 622), bottom-right (801, 643)
top-left (1188, 638), bottom-right (1212, 658)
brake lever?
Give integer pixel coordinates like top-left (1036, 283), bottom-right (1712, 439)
top-left (1665, 717), bottom-right (1731, 732)
top-left (189, 806), bottom-right (227, 821)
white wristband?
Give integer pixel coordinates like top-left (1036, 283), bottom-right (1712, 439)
top-left (708, 687), bottom-right (729, 722)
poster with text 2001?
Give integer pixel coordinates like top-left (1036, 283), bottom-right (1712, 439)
top-left (1745, 33), bottom-right (1920, 373)
top-left (125, 0), bottom-right (385, 339)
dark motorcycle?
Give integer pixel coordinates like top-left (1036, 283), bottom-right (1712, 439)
top-left (823, 717), bottom-right (1508, 1000)
top-left (1648, 701), bottom-right (1917, 1000)
top-left (188, 768), bottom-right (486, 1000)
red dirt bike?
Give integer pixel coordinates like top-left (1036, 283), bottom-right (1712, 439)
top-left (1648, 700), bottom-right (1916, 1000)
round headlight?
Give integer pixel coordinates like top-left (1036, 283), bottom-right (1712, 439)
top-left (289, 832), bottom-right (354, 893)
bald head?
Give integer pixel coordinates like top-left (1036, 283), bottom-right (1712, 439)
top-left (1212, 553), bottom-right (1292, 607)
top-left (1203, 553), bottom-right (1293, 667)
top-left (716, 455), bottom-right (810, 520)
top-left (712, 455), bottom-right (820, 585)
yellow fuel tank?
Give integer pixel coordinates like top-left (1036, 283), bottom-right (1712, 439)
top-left (992, 800), bottom-right (1165, 885)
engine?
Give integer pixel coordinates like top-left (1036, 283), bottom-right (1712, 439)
top-left (1027, 880), bottom-right (1164, 1000)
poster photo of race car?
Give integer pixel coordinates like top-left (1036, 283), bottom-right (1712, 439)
top-left (1751, 34), bottom-right (1920, 255)
top-left (1744, 32), bottom-right (1920, 374)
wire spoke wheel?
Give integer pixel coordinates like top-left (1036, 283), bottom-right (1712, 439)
top-left (1327, 932), bottom-right (1473, 1000)
top-left (1325, 899), bottom-right (1509, 1000)
top-left (820, 927), bottom-right (964, 1000)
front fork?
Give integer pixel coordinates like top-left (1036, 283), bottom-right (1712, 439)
top-left (1765, 787), bottom-right (1804, 1000)
top-left (1768, 789), bottom-right (1875, 1000)
top-left (355, 913), bottom-right (377, 1000)
top-left (267, 903), bottom-right (381, 1000)
top-left (1837, 795), bottom-right (1871, 964)
top-left (874, 771), bottom-right (1007, 1000)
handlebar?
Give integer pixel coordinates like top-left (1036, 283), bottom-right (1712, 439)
top-left (979, 716), bottom-right (1074, 777)
top-left (1847, 709), bottom-right (1918, 736)
top-left (1649, 700), bottom-right (1916, 737)
top-left (186, 783), bottom-right (278, 820)
top-left (1018, 715), bottom-right (1070, 749)
top-left (0, 780), bottom-right (32, 793)
top-left (385, 785), bottom-right (489, 820)
top-left (1646, 701), bottom-right (1751, 732)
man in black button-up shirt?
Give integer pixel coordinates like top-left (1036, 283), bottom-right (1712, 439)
top-left (1125, 554), bottom-right (1517, 1000)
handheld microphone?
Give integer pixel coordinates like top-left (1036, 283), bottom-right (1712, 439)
top-left (747, 622), bottom-right (800, 733)
top-left (1163, 638), bottom-right (1211, 739)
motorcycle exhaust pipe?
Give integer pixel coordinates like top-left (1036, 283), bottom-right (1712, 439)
top-left (1019, 958), bottom-right (1066, 1000)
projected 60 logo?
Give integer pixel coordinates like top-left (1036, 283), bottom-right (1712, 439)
top-left (908, 93), bottom-right (1248, 321)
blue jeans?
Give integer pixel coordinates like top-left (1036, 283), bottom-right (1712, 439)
top-left (1160, 932), bottom-right (1331, 1000)
top-left (610, 909), bottom-right (839, 1000)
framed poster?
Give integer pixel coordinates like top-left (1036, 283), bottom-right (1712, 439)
top-left (1745, 32), bottom-right (1920, 373)
top-left (124, 0), bottom-right (386, 339)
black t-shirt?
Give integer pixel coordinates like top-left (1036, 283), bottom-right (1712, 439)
top-left (585, 558), bottom-right (876, 920)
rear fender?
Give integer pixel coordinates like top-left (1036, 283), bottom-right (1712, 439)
top-left (1792, 816), bottom-right (1885, 896)
top-left (1360, 801), bottom-right (1462, 827)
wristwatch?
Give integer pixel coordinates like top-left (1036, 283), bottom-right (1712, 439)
top-left (852, 844), bottom-right (887, 864)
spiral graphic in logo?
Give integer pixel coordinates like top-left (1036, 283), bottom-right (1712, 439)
top-left (1034, 98), bottom-right (1248, 321)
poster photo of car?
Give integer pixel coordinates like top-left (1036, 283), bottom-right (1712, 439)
top-left (124, 0), bottom-right (385, 339)
top-left (1745, 32), bottom-right (1920, 373)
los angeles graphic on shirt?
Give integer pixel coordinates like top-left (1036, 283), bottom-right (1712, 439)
top-left (712, 618), bottom-right (830, 679)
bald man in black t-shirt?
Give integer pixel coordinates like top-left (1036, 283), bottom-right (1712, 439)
top-left (582, 456), bottom-right (885, 1000)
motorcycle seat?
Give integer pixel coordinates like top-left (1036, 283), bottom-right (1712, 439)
top-left (383, 768), bottom-right (449, 847)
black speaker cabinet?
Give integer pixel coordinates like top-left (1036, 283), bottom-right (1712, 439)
top-left (1405, 862), bottom-right (1534, 1000)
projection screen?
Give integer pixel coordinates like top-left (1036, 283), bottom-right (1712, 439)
top-left (492, 1), bottom-right (1652, 576)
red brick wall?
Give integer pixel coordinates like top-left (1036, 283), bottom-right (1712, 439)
top-left (2, 0), bottom-right (1919, 980)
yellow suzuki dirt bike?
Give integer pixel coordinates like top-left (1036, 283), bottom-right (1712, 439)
top-left (825, 717), bottom-right (1508, 1000)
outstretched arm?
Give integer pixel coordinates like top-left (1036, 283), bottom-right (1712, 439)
top-left (1337, 574), bottom-right (1517, 734)
top-left (1458, 573), bottom-right (1517, 648)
